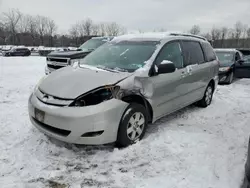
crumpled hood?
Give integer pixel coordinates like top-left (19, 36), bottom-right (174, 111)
top-left (39, 66), bottom-right (131, 99)
top-left (47, 50), bottom-right (91, 59)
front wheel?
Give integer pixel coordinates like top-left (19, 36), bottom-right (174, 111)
top-left (197, 84), bottom-right (214, 108)
top-left (227, 72), bottom-right (234, 84)
top-left (116, 103), bottom-right (148, 147)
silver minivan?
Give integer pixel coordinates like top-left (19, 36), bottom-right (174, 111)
top-left (28, 32), bottom-right (219, 147)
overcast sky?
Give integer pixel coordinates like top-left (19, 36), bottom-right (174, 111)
top-left (1, 0), bottom-right (250, 34)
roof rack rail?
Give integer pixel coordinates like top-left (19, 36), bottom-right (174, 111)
top-left (168, 32), bottom-right (207, 41)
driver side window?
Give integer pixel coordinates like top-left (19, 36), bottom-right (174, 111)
top-left (235, 52), bottom-right (240, 61)
top-left (155, 42), bottom-right (183, 69)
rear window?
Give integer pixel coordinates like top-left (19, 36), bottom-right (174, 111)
top-left (181, 41), bottom-right (205, 66)
top-left (201, 42), bottom-right (216, 62)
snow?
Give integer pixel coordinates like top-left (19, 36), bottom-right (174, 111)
top-left (113, 31), bottom-right (206, 42)
top-left (1, 56), bottom-right (250, 188)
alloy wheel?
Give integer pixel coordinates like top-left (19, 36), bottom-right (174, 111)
top-left (205, 86), bottom-right (213, 105)
top-left (127, 112), bottom-right (145, 141)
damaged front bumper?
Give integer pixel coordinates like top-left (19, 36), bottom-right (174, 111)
top-left (28, 93), bottom-right (128, 145)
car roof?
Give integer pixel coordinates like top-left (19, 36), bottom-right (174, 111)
top-left (112, 32), bottom-right (208, 43)
top-left (91, 36), bottom-right (114, 40)
top-left (214, 48), bottom-right (239, 53)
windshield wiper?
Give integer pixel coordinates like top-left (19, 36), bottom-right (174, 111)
top-left (113, 67), bottom-right (128, 72)
top-left (96, 65), bottom-right (119, 73)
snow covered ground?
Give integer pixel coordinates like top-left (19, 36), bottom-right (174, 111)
top-left (0, 56), bottom-right (250, 188)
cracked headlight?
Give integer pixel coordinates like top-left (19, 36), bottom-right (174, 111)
top-left (69, 85), bottom-right (121, 107)
top-left (69, 59), bottom-right (81, 66)
top-left (219, 67), bottom-right (230, 72)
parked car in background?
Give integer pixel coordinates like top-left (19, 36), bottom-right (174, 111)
top-left (2, 47), bottom-right (31, 57)
top-left (214, 49), bottom-right (244, 84)
top-left (28, 32), bottom-right (219, 147)
top-left (237, 48), bottom-right (250, 57)
top-left (45, 36), bottom-right (114, 74)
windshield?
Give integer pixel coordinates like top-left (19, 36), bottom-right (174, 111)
top-left (215, 52), bottom-right (234, 64)
top-left (79, 41), bottom-right (159, 73)
top-left (79, 38), bottom-right (107, 51)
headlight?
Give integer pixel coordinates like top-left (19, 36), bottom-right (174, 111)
top-left (69, 85), bottom-right (121, 107)
top-left (219, 67), bottom-right (230, 72)
top-left (70, 59), bottom-right (81, 66)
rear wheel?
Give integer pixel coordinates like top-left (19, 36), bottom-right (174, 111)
top-left (197, 84), bottom-right (214, 108)
top-left (116, 103), bottom-right (148, 147)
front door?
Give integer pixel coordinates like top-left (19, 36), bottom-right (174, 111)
top-left (149, 41), bottom-right (187, 120)
top-left (235, 57), bottom-right (250, 78)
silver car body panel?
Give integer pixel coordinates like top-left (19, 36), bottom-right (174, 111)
top-left (29, 33), bottom-right (219, 145)
top-left (28, 93), bottom-right (128, 145)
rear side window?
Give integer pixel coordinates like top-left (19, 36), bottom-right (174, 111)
top-left (181, 41), bottom-right (205, 66)
top-left (201, 42), bottom-right (216, 62)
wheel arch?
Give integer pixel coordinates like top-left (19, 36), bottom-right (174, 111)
top-left (121, 94), bottom-right (153, 123)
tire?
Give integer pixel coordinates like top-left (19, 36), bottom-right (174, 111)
top-left (227, 72), bottom-right (234, 84)
top-left (197, 83), bottom-right (214, 108)
top-left (116, 103), bottom-right (148, 147)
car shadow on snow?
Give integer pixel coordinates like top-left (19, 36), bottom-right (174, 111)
top-left (145, 104), bottom-right (202, 137)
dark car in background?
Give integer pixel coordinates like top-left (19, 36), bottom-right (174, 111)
top-left (45, 36), bottom-right (114, 74)
top-left (235, 55), bottom-right (250, 78)
top-left (214, 49), bottom-right (244, 84)
top-left (237, 48), bottom-right (250, 57)
top-left (3, 47), bottom-right (31, 57)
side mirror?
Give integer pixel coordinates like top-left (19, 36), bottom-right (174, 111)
top-left (157, 60), bottom-right (176, 74)
top-left (237, 59), bottom-right (245, 64)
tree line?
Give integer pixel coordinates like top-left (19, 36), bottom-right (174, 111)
top-left (1, 9), bottom-right (250, 48)
top-left (189, 23), bottom-right (250, 48)
top-left (0, 9), bottom-right (126, 47)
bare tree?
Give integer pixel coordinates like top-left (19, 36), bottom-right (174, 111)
top-left (3, 9), bottom-right (22, 44)
top-left (105, 22), bottom-right (121, 36)
top-left (47, 19), bottom-right (57, 46)
top-left (189, 25), bottom-right (201, 35)
top-left (242, 24), bottom-right (248, 38)
top-left (80, 18), bottom-right (93, 35)
top-left (235, 21), bottom-right (244, 39)
top-left (247, 28), bottom-right (250, 38)
top-left (69, 23), bottom-right (80, 46)
top-left (211, 28), bottom-right (221, 40)
top-left (220, 27), bottom-right (228, 47)
top-left (92, 24), bottom-right (99, 35)
top-left (26, 15), bottom-right (38, 45)
top-left (228, 28), bottom-right (235, 39)
top-left (36, 15), bottom-right (49, 45)
top-left (98, 23), bottom-right (106, 36)
top-left (221, 27), bottom-right (228, 40)
top-left (0, 21), bottom-right (7, 44)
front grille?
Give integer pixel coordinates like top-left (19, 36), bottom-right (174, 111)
top-left (33, 117), bottom-right (71, 136)
top-left (48, 64), bottom-right (65, 69)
